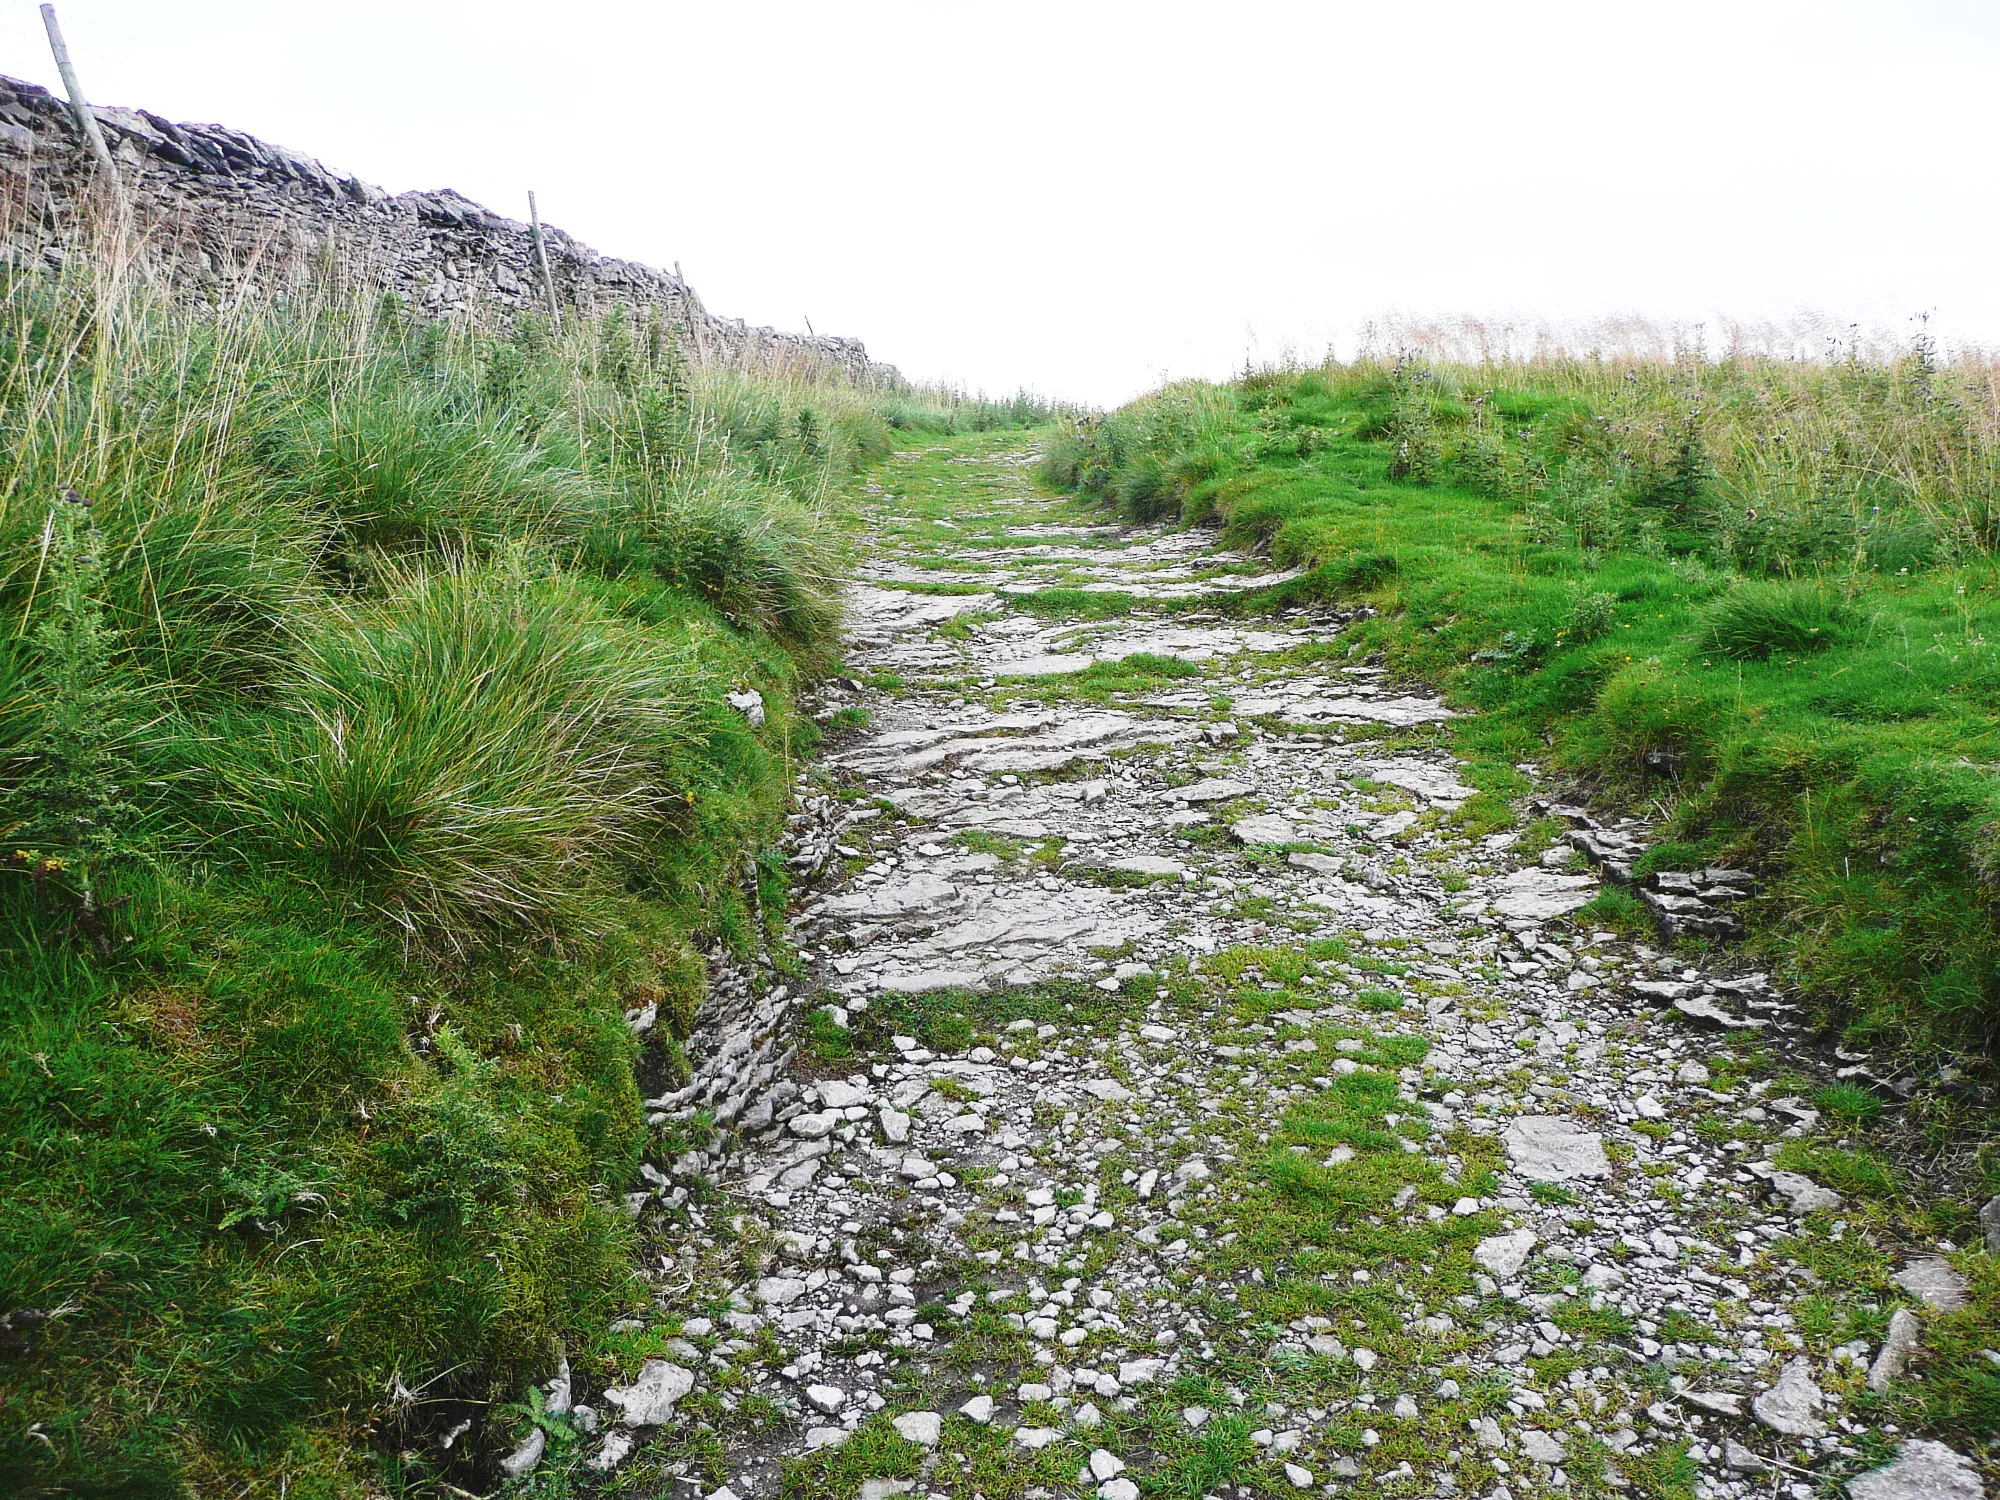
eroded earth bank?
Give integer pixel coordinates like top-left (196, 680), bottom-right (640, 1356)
top-left (568, 436), bottom-right (1987, 1500)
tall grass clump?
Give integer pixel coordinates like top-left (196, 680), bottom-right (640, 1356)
top-left (273, 373), bottom-right (597, 557)
top-left (1704, 580), bottom-right (1861, 660)
top-left (0, 255), bottom-right (926, 1496)
top-left (213, 560), bottom-right (698, 948)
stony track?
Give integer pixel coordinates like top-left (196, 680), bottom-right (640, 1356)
top-left (561, 436), bottom-right (1985, 1500)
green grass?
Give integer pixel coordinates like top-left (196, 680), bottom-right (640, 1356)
top-left (1813, 1081), bottom-right (1887, 1125)
top-left (0, 265), bottom-right (977, 1496)
top-left (1044, 360), bottom-right (2000, 1063)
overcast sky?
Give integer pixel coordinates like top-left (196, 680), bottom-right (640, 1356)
top-left (4, 1), bottom-right (1997, 404)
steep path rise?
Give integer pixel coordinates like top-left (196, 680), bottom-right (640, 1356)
top-left (612, 434), bottom-right (1979, 1500)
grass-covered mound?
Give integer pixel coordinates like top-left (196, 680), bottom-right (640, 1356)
top-left (0, 268), bottom-right (1036, 1496)
top-left (1042, 352), bottom-right (2000, 1065)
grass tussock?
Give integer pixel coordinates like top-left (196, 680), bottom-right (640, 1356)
top-left (0, 264), bottom-right (964, 1495)
top-left (1703, 579), bottom-right (1862, 660)
top-left (212, 560), bottom-right (701, 946)
top-left (1043, 347), bottom-right (2000, 1064)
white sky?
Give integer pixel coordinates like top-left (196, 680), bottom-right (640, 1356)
top-left (4, 1), bottom-right (1997, 405)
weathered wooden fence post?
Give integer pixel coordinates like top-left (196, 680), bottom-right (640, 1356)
top-left (39, 5), bottom-right (120, 189)
top-left (527, 190), bottom-right (562, 331)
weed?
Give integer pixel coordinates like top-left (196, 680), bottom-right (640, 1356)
top-left (806, 1006), bottom-right (855, 1060)
top-left (8, 499), bottom-right (143, 948)
top-left (1561, 585), bottom-right (1617, 644)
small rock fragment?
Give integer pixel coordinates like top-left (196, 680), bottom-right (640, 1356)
top-left (1751, 1357), bottom-right (1827, 1438)
top-left (1519, 1429), bottom-right (1566, 1464)
top-left (1866, 1307), bottom-right (1922, 1393)
top-left (756, 1276), bottom-right (808, 1307)
top-left (1846, 1439), bottom-right (1985, 1500)
top-left (1231, 813), bottom-right (1298, 845)
top-left (1721, 1439), bottom-right (1767, 1474)
top-left (1473, 1229), bottom-right (1538, 1280)
top-left (1892, 1256), bottom-right (1969, 1312)
top-left (1679, 1390), bottom-right (1744, 1417)
top-left (588, 1428), bottom-right (635, 1471)
top-left (603, 1360), bottom-right (695, 1426)
top-left (498, 1426), bottom-right (545, 1479)
top-left (1748, 1161), bottom-right (1845, 1213)
top-left (1503, 1117), bottom-right (1611, 1181)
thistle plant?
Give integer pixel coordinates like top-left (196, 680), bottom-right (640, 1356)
top-left (11, 495), bottom-right (142, 950)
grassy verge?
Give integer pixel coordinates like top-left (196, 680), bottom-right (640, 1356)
top-left (0, 265), bottom-right (1048, 1496)
top-left (1040, 358), bottom-right (2000, 1076)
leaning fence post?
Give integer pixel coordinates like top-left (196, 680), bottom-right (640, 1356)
top-left (40, 5), bottom-right (120, 191)
top-left (527, 190), bottom-right (562, 332)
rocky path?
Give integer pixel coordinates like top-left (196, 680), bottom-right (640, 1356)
top-left (576, 436), bottom-right (1985, 1500)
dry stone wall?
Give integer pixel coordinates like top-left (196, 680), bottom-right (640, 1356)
top-left (0, 72), bottom-right (901, 387)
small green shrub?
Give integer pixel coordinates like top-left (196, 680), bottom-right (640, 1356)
top-left (1561, 586), bottom-right (1617, 644)
top-left (390, 1028), bottom-right (527, 1227)
top-left (8, 501), bottom-right (143, 943)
